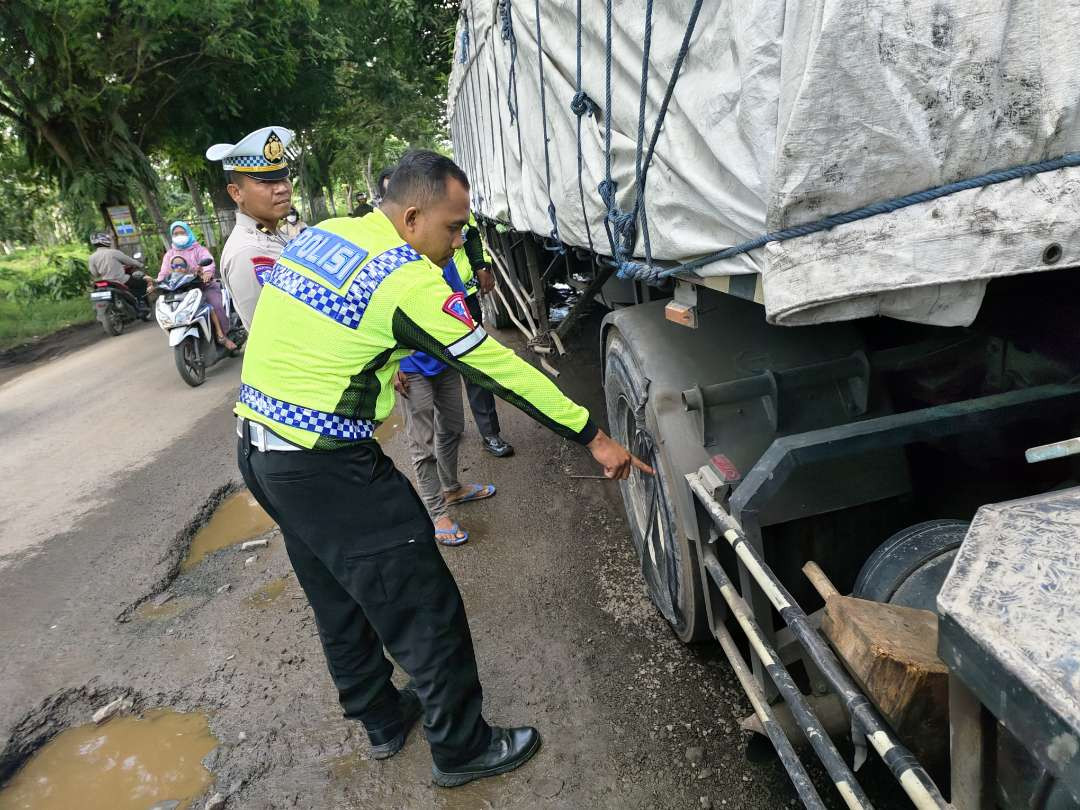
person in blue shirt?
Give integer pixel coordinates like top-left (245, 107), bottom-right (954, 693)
top-left (394, 257), bottom-right (496, 546)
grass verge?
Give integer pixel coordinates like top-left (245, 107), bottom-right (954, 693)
top-left (0, 298), bottom-right (94, 351)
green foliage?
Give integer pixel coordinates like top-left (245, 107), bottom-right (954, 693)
top-left (0, 0), bottom-right (333, 203)
top-left (0, 244), bottom-right (91, 301)
top-left (0, 297), bottom-right (93, 350)
top-left (0, 0), bottom-right (458, 241)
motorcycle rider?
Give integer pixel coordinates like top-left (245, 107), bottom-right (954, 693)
top-left (158, 221), bottom-right (237, 351)
top-left (279, 206), bottom-right (306, 240)
top-left (87, 231), bottom-right (148, 303)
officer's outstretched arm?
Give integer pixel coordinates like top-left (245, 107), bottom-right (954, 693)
top-left (392, 275), bottom-right (597, 445)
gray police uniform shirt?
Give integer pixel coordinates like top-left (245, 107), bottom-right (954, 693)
top-left (88, 247), bottom-right (141, 283)
top-left (220, 211), bottom-right (287, 329)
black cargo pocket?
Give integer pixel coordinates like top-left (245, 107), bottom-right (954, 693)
top-left (345, 540), bottom-right (442, 608)
top-left (345, 556), bottom-right (388, 604)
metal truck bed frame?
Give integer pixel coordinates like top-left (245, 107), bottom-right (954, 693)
top-left (686, 383), bottom-right (1080, 808)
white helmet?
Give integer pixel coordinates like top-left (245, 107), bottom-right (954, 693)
top-left (90, 232), bottom-right (112, 248)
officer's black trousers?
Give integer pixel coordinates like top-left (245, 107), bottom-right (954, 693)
top-left (237, 427), bottom-right (492, 766)
top-left (464, 293), bottom-right (501, 438)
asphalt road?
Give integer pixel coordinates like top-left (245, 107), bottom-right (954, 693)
top-left (0, 317), bottom-right (811, 808)
top-left (0, 320), bottom-right (241, 565)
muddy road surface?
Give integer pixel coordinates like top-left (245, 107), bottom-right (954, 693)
top-left (0, 316), bottom-right (812, 809)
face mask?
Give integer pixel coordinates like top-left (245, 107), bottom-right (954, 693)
top-left (172, 235), bottom-right (187, 248)
top-left (287, 215), bottom-right (297, 224)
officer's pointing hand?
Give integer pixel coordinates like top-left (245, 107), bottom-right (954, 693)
top-left (587, 429), bottom-right (654, 480)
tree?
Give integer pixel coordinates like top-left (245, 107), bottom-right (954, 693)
top-left (0, 0), bottom-right (336, 236)
top-left (0, 0), bottom-right (459, 241)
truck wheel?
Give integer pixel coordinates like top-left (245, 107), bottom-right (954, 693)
top-left (174, 339), bottom-right (206, 387)
top-left (853, 519), bottom-right (968, 612)
top-left (605, 331), bottom-right (707, 642)
top-left (480, 287), bottom-right (510, 330)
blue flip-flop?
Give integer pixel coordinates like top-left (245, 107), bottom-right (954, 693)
top-left (435, 522), bottom-right (469, 546)
top-left (445, 483), bottom-right (496, 505)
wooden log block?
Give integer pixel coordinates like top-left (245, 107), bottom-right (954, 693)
top-left (821, 594), bottom-right (950, 768)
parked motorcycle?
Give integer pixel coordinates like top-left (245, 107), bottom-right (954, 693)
top-left (89, 252), bottom-right (152, 336)
top-left (154, 257), bottom-right (246, 387)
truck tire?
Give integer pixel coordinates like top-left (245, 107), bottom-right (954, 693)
top-left (480, 287), bottom-right (510, 330)
top-left (605, 330), bottom-right (707, 642)
top-left (853, 519), bottom-right (968, 612)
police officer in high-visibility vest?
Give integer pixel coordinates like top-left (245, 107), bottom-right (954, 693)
top-left (235, 150), bottom-right (651, 788)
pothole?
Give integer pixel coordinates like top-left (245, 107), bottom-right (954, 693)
top-left (134, 597), bottom-right (192, 622)
top-left (181, 490), bottom-right (275, 572)
top-left (0, 691), bottom-right (219, 810)
top-left (244, 577), bottom-right (288, 609)
top-left (375, 415), bottom-right (403, 443)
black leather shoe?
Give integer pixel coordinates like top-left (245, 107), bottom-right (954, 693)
top-left (481, 435), bottom-right (514, 458)
top-left (369, 685), bottom-right (422, 760)
top-left (431, 726), bottom-right (541, 787)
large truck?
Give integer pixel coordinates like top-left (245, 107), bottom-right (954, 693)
top-left (449, 1), bottom-right (1080, 807)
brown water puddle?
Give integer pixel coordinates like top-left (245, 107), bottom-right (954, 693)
top-left (245, 577), bottom-right (287, 609)
top-left (135, 597), bottom-right (190, 622)
top-left (0, 709), bottom-right (217, 810)
top-left (182, 490), bottom-right (275, 571)
top-left (375, 415), bottom-right (403, 443)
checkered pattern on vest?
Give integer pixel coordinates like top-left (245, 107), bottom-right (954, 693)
top-left (266, 244), bottom-right (421, 329)
top-left (239, 384), bottom-right (375, 440)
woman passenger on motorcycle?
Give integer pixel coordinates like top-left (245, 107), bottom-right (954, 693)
top-left (158, 221), bottom-right (237, 351)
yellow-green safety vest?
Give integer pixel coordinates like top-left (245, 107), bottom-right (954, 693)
top-left (235, 209), bottom-right (596, 450)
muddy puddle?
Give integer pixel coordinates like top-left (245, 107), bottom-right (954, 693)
top-left (135, 597), bottom-right (191, 622)
top-left (375, 415), bottom-right (403, 443)
top-left (245, 577), bottom-right (288, 609)
top-left (438, 779), bottom-right (500, 809)
top-left (0, 709), bottom-right (217, 810)
top-left (182, 490), bottom-right (275, 571)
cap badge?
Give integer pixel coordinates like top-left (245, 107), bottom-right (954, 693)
top-left (263, 131), bottom-right (285, 163)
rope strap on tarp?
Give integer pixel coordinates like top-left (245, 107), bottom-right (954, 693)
top-left (618, 151), bottom-right (1080, 284)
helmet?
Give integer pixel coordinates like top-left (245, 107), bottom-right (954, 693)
top-left (90, 232), bottom-right (112, 248)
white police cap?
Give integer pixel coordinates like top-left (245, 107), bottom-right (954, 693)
top-left (206, 126), bottom-right (294, 180)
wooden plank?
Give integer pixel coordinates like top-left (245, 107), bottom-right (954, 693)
top-left (822, 594), bottom-right (949, 768)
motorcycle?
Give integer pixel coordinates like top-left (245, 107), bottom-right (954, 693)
top-left (89, 252), bottom-right (152, 336)
top-left (154, 257), bottom-right (247, 387)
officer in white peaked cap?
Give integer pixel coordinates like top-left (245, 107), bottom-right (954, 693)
top-left (207, 126), bottom-right (296, 330)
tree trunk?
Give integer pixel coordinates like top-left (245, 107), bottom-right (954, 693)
top-left (209, 183), bottom-right (237, 239)
top-left (345, 182), bottom-right (354, 214)
top-left (183, 174), bottom-right (214, 247)
top-left (137, 181), bottom-right (169, 249)
top-left (309, 188), bottom-right (329, 224)
top-left (363, 155), bottom-right (374, 197)
top-left (326, 184), bottom-right (338, 218)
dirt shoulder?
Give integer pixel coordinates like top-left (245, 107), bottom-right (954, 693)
top-left (0, 320), bottom-right (102, 387)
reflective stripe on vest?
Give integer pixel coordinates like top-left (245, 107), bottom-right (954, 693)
top-left (266, 241), bottom-right (420, 329)
top-left (239, 384), bottom-right (375, 441)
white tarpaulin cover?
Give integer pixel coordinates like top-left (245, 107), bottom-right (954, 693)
top-left (448, 0), bottom-right (1080, 326)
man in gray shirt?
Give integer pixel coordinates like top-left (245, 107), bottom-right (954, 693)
top-left (87, 232), bottom-right (147, 298)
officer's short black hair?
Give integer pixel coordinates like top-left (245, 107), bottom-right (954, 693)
top-left (376, 165), bottom-right (396, 197)
top-left (382, 151), bottom-right (469, 209)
